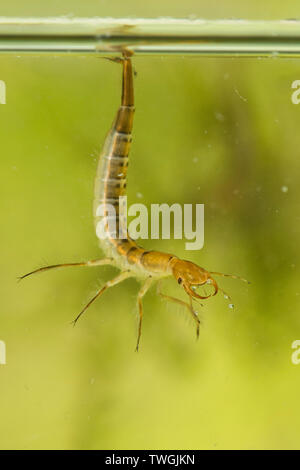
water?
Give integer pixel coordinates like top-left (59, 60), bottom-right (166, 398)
top-left (1, 24), bottom-right (300, 450)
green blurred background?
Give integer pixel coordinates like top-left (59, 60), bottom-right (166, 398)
top-left (1, 0), bottom-right (300, 450)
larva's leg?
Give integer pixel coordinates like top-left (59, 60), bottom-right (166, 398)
top-left (18, 258), bottom-right (114, 281)
top-left (136, 277), bottom-right (153, 352)
top-left (72, 270), bottom-right (132, 326)
top-left (157, 280), bottom-right (201, 339)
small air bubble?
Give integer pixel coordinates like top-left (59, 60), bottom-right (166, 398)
top-left (224, 294), bottom-right (229, 300)
top-left (281, 185), bottom-right (288, 193)
top-left (136, 192), bottom-right (143, 199)
top-left (229, 303), bottom-right (234, 309)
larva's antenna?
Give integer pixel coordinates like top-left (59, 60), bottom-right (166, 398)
top-left (209, 272), bottom-right (250, 284)
top-left (218, 287), bottom-right (232, 302)
top-left (217, 286), bottom-right (235, 309)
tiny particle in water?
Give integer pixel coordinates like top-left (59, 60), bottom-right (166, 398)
top-left (136, 192), bottom-right (143, 199)
top-left (281, 185), bottom-right (288, 193)
top-left (224, 294), bottom-right (229, 300)
top-left (215, 112), bottom-right (225, 122)
top-left (229, 304), bottom-right (234, 309)
top-left (234, 88), bottom-right (247, 102)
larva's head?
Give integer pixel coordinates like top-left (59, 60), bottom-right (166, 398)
top-left (170, 258), bottom-right (218, 300)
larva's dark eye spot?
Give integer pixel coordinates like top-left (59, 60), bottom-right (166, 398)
top-left (178, 277), bottom-right (182, 285)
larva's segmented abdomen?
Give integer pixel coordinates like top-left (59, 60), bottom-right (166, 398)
top-left (93, 57), bottom-right (174, 278)
top-left (93, 57), bottom-right (140, 262)
top-left (94, 129), bottom-right (131, 197)
top-left (93, 124), bottom-right (132, 233)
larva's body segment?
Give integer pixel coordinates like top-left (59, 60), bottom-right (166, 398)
top-left (21, 54), bottom-right (248, 351)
